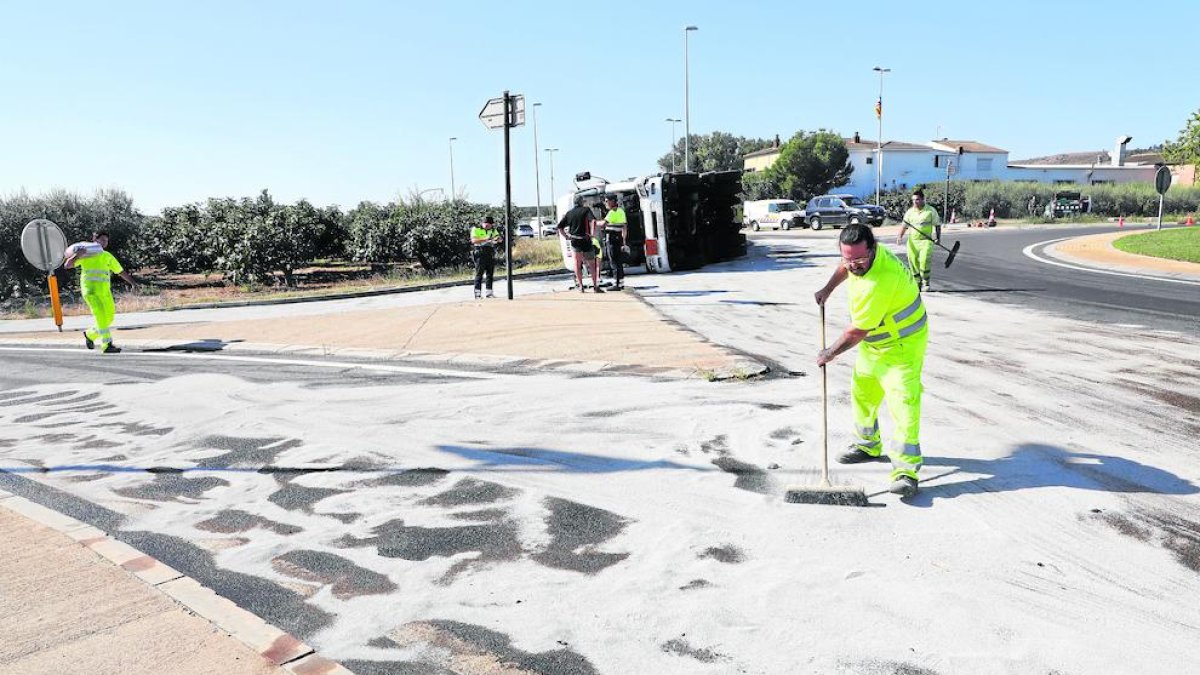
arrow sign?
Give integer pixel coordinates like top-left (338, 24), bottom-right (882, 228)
top-left (479, 94), bottom-right (525, 130)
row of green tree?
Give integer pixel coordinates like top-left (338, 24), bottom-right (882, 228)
top-left (656, 130), bottom-right (854, 203)
top-left (1, 189), bottom-right (508, 302)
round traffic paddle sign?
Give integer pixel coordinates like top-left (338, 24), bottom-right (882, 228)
top-left (20, 218), bottom-right (67, 272)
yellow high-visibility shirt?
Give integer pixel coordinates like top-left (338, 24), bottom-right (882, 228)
top-left (76, 252), bottom-right (123, 292)
top-left (903, 205), bottom-right (940, 240)
top-left (847, 247), bottom-right (926, 346)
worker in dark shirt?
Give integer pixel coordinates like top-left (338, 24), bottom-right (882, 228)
top-left (557, 197), bottom-right (604, 293)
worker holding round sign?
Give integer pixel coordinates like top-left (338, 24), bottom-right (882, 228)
top-left (64, 231), bottom-right (137, 354)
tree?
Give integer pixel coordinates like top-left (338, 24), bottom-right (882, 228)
top-left (657, 132), bottom-right (772, 173)
top-left (1163, 109), bottom-right (1200, 166)
top-left (763, 130), bottom-right (853, 202)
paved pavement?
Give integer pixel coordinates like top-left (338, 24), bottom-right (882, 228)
top-left (0, 225), bottom-right (1193, 674)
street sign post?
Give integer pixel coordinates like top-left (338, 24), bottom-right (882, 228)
top-left (18, 218), bottom-right (66, 331)
top-left (479, 91), bottom-right (524, 299)
top-left (1155, 165), bottom-right (1172, 231)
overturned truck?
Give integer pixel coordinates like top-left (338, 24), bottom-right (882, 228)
top-left (556, 170), bottom-right (746, 274)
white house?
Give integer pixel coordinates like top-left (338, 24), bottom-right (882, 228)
top-left (743, 134), bottom-right (1164, 198)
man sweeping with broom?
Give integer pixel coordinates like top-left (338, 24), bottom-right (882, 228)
top-left (813, 224), bottom-right (928, 497)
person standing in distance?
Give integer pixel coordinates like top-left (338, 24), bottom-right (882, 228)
top-left (63, 230), bottom-right (138, 354)
top-left (556, 197), bottom-right (604, 293)
top-left (897, 188), bottom-right (941, 291)
top-left (599, 194), bottom-right (629, 290)
top-left (470, 216), bottom-right (501, 298)
top-left (814, 224), bottom-right (929, 498)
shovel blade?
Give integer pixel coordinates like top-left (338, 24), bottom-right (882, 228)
top-left (943, 240), bottom-right (961, 268)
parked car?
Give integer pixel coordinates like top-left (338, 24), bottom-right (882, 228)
top-left (803, 194), bottom-right (886, 230)
top-left (743, 199), bottom-right (804, 231)
top-left (535, 218), bottom-right (557, 237)
top-left (516, 222), bottom-right (536, 238)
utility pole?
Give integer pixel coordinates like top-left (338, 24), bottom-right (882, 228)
top-left (532, 102), bottom-right (543, 235)
top-left (666, 118), bottom-right (681, 172)
top-left (684, 26), bottom-right (698, 172)
top-left (545, 148), bottom-right (559, 212)
top-left (873, 66), bottom-right (890, 205)
top-left (448, 137), bottom-right (457, 201)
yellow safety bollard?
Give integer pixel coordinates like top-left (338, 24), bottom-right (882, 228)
top-left (47, 273), bottom-right (63, 332)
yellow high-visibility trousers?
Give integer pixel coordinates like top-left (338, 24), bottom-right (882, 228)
top-left (83, 288), bottom-right (115, 352)
top-left (907, 236), bottom-right (934, 282)
top-left (850, 330), bottom-right (928, 481)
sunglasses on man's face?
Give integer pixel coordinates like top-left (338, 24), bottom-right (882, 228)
top-left (843, 254), bottom-right (872, 267)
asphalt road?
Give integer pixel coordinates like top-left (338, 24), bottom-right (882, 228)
top-left (923, 225), bottom-right (1199, 334)
top-left (752, 225), bottom-right (1199, 334)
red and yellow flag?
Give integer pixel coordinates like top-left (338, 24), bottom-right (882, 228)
top-left (874, 98), bottom-right (882, 119)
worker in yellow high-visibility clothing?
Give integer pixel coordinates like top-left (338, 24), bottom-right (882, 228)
top-left (897, 188), bottom-right (941, 291)
top-left (815, 223), bottom-right (929, 497)
top-left (64, 231), bottom-right (138, 354)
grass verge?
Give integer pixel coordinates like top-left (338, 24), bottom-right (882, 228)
top-left (1112, 228), bottom-right (1200, 264)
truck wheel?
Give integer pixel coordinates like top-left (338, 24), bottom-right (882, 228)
top-left (809, 216), bottom-right (822, 231)
top-left (781, 219), bottom-right (791, 231)
top-left (751, 220), bottom-right (760, 231)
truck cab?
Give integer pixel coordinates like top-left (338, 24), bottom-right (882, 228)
top-left (555, 170), bottom-right (745, 274)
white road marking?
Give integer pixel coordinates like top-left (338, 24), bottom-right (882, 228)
top-left (0, 346), bottom-right (496, 379)
top-left (1023, 238), bottom-right (1200, 287)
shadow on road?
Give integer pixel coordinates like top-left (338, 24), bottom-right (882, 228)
top-left (903, 443), bottom-right (1198, 508)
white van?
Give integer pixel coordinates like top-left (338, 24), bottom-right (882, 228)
top-left (743, 199), bottom-right (804, 231)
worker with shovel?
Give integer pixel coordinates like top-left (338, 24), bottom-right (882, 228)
top-left (897, 188), bottom-right (940, 291)
top-left (814, 224), bottom-right (928, 497)
top-left (63, 230), bottom-right (138, 354)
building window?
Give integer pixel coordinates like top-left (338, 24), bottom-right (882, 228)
top-left (933, 155), bottom-right (940, 168)
top-left (976, 158), bottom-right (993, 172)
top-left (865, 156), bottom-right (873, 164)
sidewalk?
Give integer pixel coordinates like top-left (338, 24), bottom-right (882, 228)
top-left (0, 286), bottom-right (768, 379)
top-left (0, 490), bottom-right (347, 675)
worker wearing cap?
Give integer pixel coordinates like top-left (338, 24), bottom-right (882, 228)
top-left (63, 230), bottom-right (137, 354)
top-left (470, 216), bottom-right (501, 298)
top-left (897, 188), bottom-right (941, 291)
top-left (814, 224), bottom-right (929, 498)
top-left (600, 194), bottom-right (629, 290)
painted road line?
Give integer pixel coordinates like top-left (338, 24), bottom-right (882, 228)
top-left (1023, 238), bottom-right (1200, 287)
top-left (0, 345), bottom-right (497, 379)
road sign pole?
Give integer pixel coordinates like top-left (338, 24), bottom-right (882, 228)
top-left (503, 91), bottom-right (514, 300)
top-left (47, 273), bottom-right (63, 331)
top-left (1154, 165), bottom-right (1172, 232)
top-left (1158, 194), bottom-right (1165, 231)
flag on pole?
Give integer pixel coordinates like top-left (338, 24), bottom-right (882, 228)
top-left (875, 98), bottom-right (882, 119)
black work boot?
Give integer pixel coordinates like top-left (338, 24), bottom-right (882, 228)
top-left (889, 475), bottom-right (919, 497)
top-left (837, 445), bottom-right (885, 464)
top-left (83, 332), bottom-right (94, 350)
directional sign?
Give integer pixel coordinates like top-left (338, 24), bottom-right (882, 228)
top-left (479, 94), bottom-right (525, 130)
top-left (20, 218), bottom-right (67, 272)
top-left (1155, 165), bottom-right (1172, 195)
top-left (947, 161), bottom-right (957, 176)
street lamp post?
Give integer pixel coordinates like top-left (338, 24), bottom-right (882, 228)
top-left (532, 103), bottom-right (543, 235)
top-left (665, 118), bottom-right (681, 172)
top-left (545, 148), bottom-right (559, 211)
top-left (448, 137), bottom-right (457, 201)
top-left (684, 26), bottom-right (698, 172)
top-left (872, 66), bottom-right (890, 206)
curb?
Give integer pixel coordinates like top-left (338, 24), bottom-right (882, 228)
top-left (1042, 232), bottom-right (1200, 283)
top-left (0, 487), bottom-right (353, 675)
top-left (0, 337), bottom-right (724, 381)
top-left (142, 269), bottom-right (570, 313)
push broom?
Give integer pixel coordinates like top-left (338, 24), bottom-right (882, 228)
top-left (785, 304), bottom-right (870, 506)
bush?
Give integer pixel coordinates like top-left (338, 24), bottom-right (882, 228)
top-left (0, 188), bottom-right (145, 301)
top-left (349, 198), bottom-right (506, 272)
top-left (879, 181), bottom-right (1200, 220)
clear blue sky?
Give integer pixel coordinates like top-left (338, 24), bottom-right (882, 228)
top-left (2, 0), bottom-right (1195, 214)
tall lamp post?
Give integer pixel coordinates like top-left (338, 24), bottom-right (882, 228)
top-left (666, 118), bottom-right (682, 172)
top-left (545, 148), bottom-right (559, 211)
top-left (872, 66), bottom-right (890, 205)
top-left (448, 137), bottom-right (457, 201)
top-left (684, 25), bottom-right (698, 172)
top-left (532, 102), bottom-right (543, 234)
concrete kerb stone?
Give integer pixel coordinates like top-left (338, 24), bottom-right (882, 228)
top-left (0, 492), bottom-right (348, 673)
top-left (145, 268), bottom-right (571, 313)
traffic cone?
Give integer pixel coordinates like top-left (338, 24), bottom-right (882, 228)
top-left (987, 208), bottom-right (996, 227)
top-left (1118, 215), bottom-right (1124, 228)
top-left (1187, 213), bottom-right (1195, 226)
